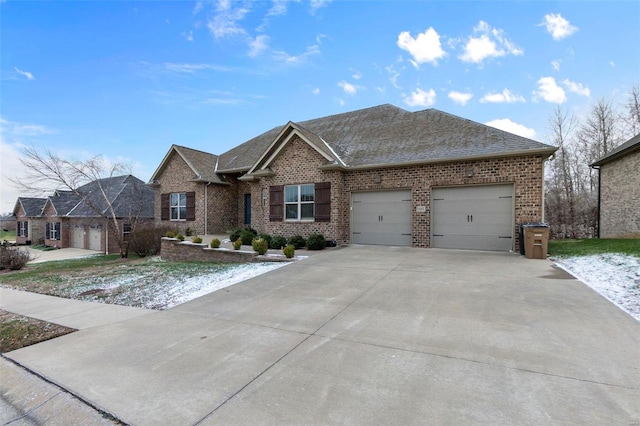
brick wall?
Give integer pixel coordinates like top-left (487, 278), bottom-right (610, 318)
top-left (600, 149), bottom-right (640, 237)
top-left (245, 135), bottom-right (547, 249)
top-left (160, 238), bottom-right (257, 262)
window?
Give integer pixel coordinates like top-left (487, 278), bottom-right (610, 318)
top-left (46, 222), bottom-right (60, 240)
top-left (285, 184), bottom-right (315, 221)
top-left (170, 193), bottom-right (187, 220)
top-left (18, 221), bottom-right (28, 238)
top-left (123, 223), bottom-right (132, 239)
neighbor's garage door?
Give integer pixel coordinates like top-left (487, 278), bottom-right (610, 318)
top-left (71, 225), bottom-right (84, 249)
top-left (88, 226), bottom-right (102, 251)
top-left (431, 184), bottom-right (514, 251)
top-left (352, 190), bottom-right (412, 246)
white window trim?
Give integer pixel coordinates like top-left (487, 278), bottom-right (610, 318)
top-left (170, 192), bottom-right (187, 221)
top-left (49, 222), bottom-right (59, 240)
top-left (285, 184), bottom-right (315, 222)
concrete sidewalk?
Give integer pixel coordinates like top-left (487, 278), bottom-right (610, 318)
top-left (3, 246), bottom-right (640, 425)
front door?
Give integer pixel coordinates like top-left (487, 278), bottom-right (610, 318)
top-left (244, 194), bottom-right (251, 225)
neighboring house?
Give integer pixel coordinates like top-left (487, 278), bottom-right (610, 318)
top-left (1, 214), bottom-right (16, 232)
top-left (590, 133), bottom-right (640, 238)
top-left (150, 104), bottom-right (557, 251)
top-left (13, 197), bottom-right (47, 245)
top-left (37, 175), bottom-right (154, 252)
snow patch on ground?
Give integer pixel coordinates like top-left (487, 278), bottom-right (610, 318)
top-left (554, 254), bottom-right (640, 322)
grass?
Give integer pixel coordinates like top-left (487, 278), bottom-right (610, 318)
top-left (549, 238), bottom-right (640, 257)
top-left (0, 310), bottom-right (75, 353)
top-left (0, 230), bottom-right (16, 240)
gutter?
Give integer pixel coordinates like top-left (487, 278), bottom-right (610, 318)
top-left (590, 164), bottom-right (601, 238)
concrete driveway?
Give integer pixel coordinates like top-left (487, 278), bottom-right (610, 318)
top-left (5, 246), bottom-right (639, 425)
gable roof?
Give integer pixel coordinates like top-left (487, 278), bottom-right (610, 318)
top-left (590, 133), bottom-right (640, 167)
top-left (46, 175), bottom-right (154, 218)
top-left (218, 104), bottom-right (556, 174)
top-left (13, 197), bottom-right (47, 217)
top-left (149, 144), bottom-right (226, 184)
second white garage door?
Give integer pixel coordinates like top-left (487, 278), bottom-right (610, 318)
top-left (431, 184), bottom-right (514, 251)
top-left (351, 190), bottom-right (412, 246)
top-left (71, 225), bottom-right (84, 249)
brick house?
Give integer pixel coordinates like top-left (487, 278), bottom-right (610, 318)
top-left (150, 104), bottom-right (557, 251)
top-left (590, 133), bottom-right (640, 238)
top-left (13, 197), bottom-right (47, 245)
top-left (26, 175), bottom-right (154, 252)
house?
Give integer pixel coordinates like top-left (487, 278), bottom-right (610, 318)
top-left (13, 197), bottom-right (47, 245)
top-left (590, 133), bottom-right (640, 238)
top-left (150, 104), bottom-right (557, 251)
top-left (27, 175), bottom-right (154, 252)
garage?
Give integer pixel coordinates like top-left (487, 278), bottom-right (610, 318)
top-left (431, 184), bottom-right (514, 251)
top-left (71, 225), bottom-right (85, 249)
top-left (351, 190), bottom-right (412, 246)
top-left (88, 226), bottom-right (102, 251)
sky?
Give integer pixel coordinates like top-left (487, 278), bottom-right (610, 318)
top-left (1, 0), bottom-right (639, 213)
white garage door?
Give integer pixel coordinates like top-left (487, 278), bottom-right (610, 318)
top-left (431, 185), bottom-right (514, 251)
top-left (88, 226), bottom-right (102, 251)
top-left (352, 190), bottom-right (412, 246)
top-left (71, 225), bottom-right (84, 249)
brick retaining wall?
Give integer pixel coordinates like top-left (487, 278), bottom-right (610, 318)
top-left (161, 238), bottom-right (258, 263)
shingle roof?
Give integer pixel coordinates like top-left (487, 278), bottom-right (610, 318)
top-left (218, 104), bottom-right (556, 172)
top-left (14, 197), bottom-right (47, 217)
top-left (49, 175), bottom-right (154, 218)
top-left (150, 145), bottom-right (225, 184)
top-left (590, 133), bottom-right (640, 166)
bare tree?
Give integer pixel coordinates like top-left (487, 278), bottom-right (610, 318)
top-left (11, 147), bottom-right (152, 258)
top-left (624, 85), bottom-right (640, 136)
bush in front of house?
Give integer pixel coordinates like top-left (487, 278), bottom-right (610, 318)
top-left (233, 238), bottom-right (242, 250)
top-left (252, 238), bottom-right (268, 255)
top-left (132, 225), bottom-right (172, 257)
top-left (270, 236), bottom-right (287, 250)
top-left (191, 236), bottom-right (203, 244)
top-left (240, 228), bottom-right (258, 245)
top-left (283, 244), bottom-right (295, 259)
top-left (306, 233), bottom-right (326, 250)
top-left (258, 234), bottom-right (272, 248)
top-left (0, 243), bottom-right (33, 270)
top-left (185, 227), bottom-right (193, 236)
top-left (176, 234), bottom-right (185, 241)
top-left (210, 238), bottom-right (221, 248)
top-left (166, 230), bottom-right (177, 238)
top-left (288, 235), bottom-right (306, 249)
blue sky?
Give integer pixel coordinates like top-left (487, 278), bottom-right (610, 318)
top-left (1, 0), bottom-right (639, 213)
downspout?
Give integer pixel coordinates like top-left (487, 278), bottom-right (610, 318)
top-left (205, 182), bottom-right (211, 235)
top-left (105, 218), bottom-right (109, 255)
top-left (591, 165), bottom-right (601, 238)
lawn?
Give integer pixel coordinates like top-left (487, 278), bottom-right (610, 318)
top-left (0, 230), bottom-right (16, 241)
top-left (0, 255), bottom-right (287, 310)
top-left (0, 310), bottom-right (75, 353)
top-left (549, 238), bottom-right (640, 257)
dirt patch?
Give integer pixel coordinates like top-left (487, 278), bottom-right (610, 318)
top-left (0, 310), bottom-right (76, 353)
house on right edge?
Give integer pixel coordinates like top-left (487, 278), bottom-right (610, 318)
top-left (591, 133), bottom-right (640, 238)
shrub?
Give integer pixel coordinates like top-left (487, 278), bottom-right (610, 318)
top-left (258, 234), bottom-right (272, 248)
top-left (185, 227), bottom-right (193, 236)
top-left (233, 238), bottom-right (242, 250)
top-left (191, 236), bottom-right (203, 244)
top-left (270, 236), bottom-right (287, 249)
top-left (252, 238), bottom-right (268, 255)
top-left (283, 244), bottom-right (295, 259)
top-left (240, 228), bottom-right (258, 245)
top-left (288, 235), bottom-right (306, 249)
top-left (210, 238), bottom-right (221, 249)
top-left (176, 234), bottom-right (185, 241)
top-left (306, 233), bottom-right (326, 250)
top-left (229, 228), bottom-right (242, 242)
top-left (131, 225), bottom-right (171, 257)
top-left (0, 243), bottom-right (33, 270)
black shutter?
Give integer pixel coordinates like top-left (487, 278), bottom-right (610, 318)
top-left (45, 222), bottom-right (50, 240)
top-left (161, 194), bottom-right (170, 220)
top-left (186, 192), bottom-right (196, 221)
top-left (24, 221), bottom-right (28, 238)
top-left (269, 186), bottom-right (284, 222)
top-left (315, 182), bottom-right (331, 222)
top-left (55, 222), bottom-right (61, 240)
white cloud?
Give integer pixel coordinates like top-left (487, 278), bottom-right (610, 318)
top-left (403, 88), bottom-right (436, 107)
top-left (610, 61), bottom-right (615, 67)
top-left (312, 88), bottom-right (320, 95)
top-left (563, 79), bottom-right (590, 97)
top-left (310, 0), bottom-right (332, 13)
top-left (193, 1), bottom-right (203, 14)
top-left (480, 88), bottom-right (525, 104)
top-left (459, 21), bottom-right (523, 64)
top-left (551, 59), bottom-right (561, 71)
top-left (163, 63), bottom-right (232, 73)
top-left (485, 118), bottom-right (536, 139)
top-left (397, 27), bottom-right (446, 66)
top-left (448, 91), bottom-right (473, 106)
top-left (182, 30), bottom-right (194, 42)
top-left (207, 1), bottom-right (250, 39)
top-left (352, 71), bottom-right (362, 80)
top-left (272, 44), bottom-right (320, 64)
top-left (267, 0), bottom-right (291, 17)
top-left (533, 76), bottom-right (567, 104)
top-left (14, 67), bottom-right (35, 80)
top-left (386, 65), bottom-right (401, 89)
top-left (338, 80), bottom-right (357, 95)
top-left (540, 13), bottom-right (578, 41)
top-left (248, 35), bottom-right (269, 57)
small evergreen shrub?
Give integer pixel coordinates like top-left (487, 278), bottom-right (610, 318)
top-left (306, 233), bottom-right (326, 250)
top-left (283, 244), bottom-right (295, 259)
top-left (166, 230), bottom-right (177, 238)
top-left (210, 238), bottom-right (221, 248)
top-left (252, 238), bottom-right (268, 255)
top-left (233, 238), bottom-right (242, 250)
top-left (176, 234), bottom-right (185, 241)
top-left (229, 228), bottom-right (242, 242)
top-left (288, 235), bottom-right (306, 249)
top-left (258, 234), bottom-right (272, 248)
top-left (191, 236), bottom-right (203, 244)
top-left (240, 228), bottom-right (258, 245)
top-left (185, 227), bottom-right (193, 236)
top-left (270, 236), bottom-right (287, 249)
